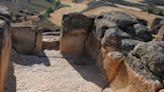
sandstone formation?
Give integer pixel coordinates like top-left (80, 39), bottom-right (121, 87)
top-left (11, 21), bottom-right (42, 55)
top-left (60, 11), bottom-right (164, 92)
top-left (115, 41), bottom-right (164, 92)
top-left (95, 12), bottom-right (163, 92)
top-left (60, 13), bottom-right (93, 58)
top-left (0, 18), bottom-right (11, 92)
top-left (84, 30), bottom-right (101, 61)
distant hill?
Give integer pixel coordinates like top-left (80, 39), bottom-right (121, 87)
top-left (0, 0), bottom-right (53, 16)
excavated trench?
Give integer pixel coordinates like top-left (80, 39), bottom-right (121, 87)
top-left (1, 9), bottom-right (164, 92)
top-left (4, 31), bottom-right (109, 92)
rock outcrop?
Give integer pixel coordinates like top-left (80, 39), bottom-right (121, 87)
top-left (0, 16), bottom-right (11, 92)
top-left (108, 42), bottom-right (164, 92)
top-left (60, 13), bottom-right (94, 58)
top-left (60, 11), bottom-right (164, 92)
top-left (11, 21), bottom-right (42, 55)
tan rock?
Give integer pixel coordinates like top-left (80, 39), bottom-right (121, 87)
top-left (110, 63), bottom-right (162, 92)
top-left (0, 20), bottom-right (11, 92)
top-left (109, 42), bottom-right (164, 92)
top-left (60, 29), bottom-right (89, 58)
top-left (97, 46), bottom-right (118, 72)
top-left (11, 23), bottom-right (42, 55)
top-left (154, 25), bottom-right (164, 41)
top-left (59, 13), bottom-right (93, 58)
top-left (84, 31), bottom-right (101, 61)
top-left (103, 52), bottom-right (125, 83)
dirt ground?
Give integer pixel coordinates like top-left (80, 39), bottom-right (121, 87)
top-left (5, 49), bottom-right (110, 92)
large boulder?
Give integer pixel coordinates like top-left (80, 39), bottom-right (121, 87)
top-left (0, 19), bottom-right (11, 92)
top-left (94, 11), bottom-right (163, 92)
top-left (119, 39), bottom-right (144, 54)
top-left (126, 41), bottom-right (164, 80)
top-left (11, 21), bottom-right (42, 55)
top-left (95, 11), bottom-right (153, 43)
top-left (60, 13), bottom-right (94, 58)
top-left (133, 23), bottom-right (152, 41)
top-left (95, 11), bottom-right (138, 29)
top-left (101, 27), bottom-right (130, 47)
top-left (95, 20), bottom-right (117, 41)
top-left (102, 42), bottom-right (164, 92)
top-left (151, 18), bottom-right (164, 34)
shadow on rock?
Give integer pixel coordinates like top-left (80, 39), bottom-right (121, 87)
top-left (5, 61), bottom-right (16, 92)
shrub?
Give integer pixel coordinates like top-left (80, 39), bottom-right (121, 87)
top-left (144, 0), bottom-right (164, 6)
top-left (142, 6), bottom-right (164, 16)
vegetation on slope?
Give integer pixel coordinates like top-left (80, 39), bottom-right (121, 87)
top-left (82, 0), bottom-right (164, 17)
top-left (39, 0), bottom-right (70, 20)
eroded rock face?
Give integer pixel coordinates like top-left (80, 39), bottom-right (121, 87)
top-left (60, 11), bottom-right (164, 92)
top-left (84, 30), bottom-right (101, 61)
top-left (111, 41), bottom-right (164, 92)
top-left (101, 27), bottom-right (130, 47)
top-left (119, 39), bottom-right (143, 54)
top-left (155, 25), bottom-right (164, 41)
top-left (94, 11), bottom-right (162, 92)
top-left (110, 61), bottom-right (162, 92)
top-left (60, 13), bottom-right (94, 58)
top-left (126, 41), bottom-right (164, 80)
top-left (133, 23), bottom-right (152, 41)
top-left (95, 11), bottom-right (138, 29)
top-left (102, 42), bottom-right (164, 92)
top-left (11, 25), bottom-right (42, 55)
top-left (103, 52), bottom-right (125, 83)
top-left (95, 11), bottom-right (152, 48)
top-left (151, 18), bottom-right (164, 34)
top-left (0, 19), bottom-right (11, 92)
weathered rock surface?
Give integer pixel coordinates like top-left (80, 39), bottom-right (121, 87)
top-left (60, 13), bottom-right (94, 58)
top-left (0, 19), bottom-right (11, 92)
top-left (84, 30), bottom-right (101, 61)
top-left (101, 41), bottom-right (164, 92)
top-left (119, 39), bottom-right (143, 54)
top-left (154, 25), bottom-right (164, 41)
top-left (133, 23), bottom-right (152, 41)
top-left (95, 11), bottom-right (138, 29)
top-left (151, 18), bottom-right (164, 34)
top-left (103, 51), bottom-right (125, 83)
top-left (95, 11), bottom-right (153, 44)
top-left (11, 22), bottom-right (42, 55)
top-left (60, 11), bottom-right (164, 92)
top-left (101, 27), bottom-right (130, 47)
top-left (94, 11), bottom-right (163, 92)
top-left (126, 41), bottom-right (164, 81)
top-left (110, 41), bottom-right (164, 92)
top-left (95, 20), bottom-right (117, 40)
